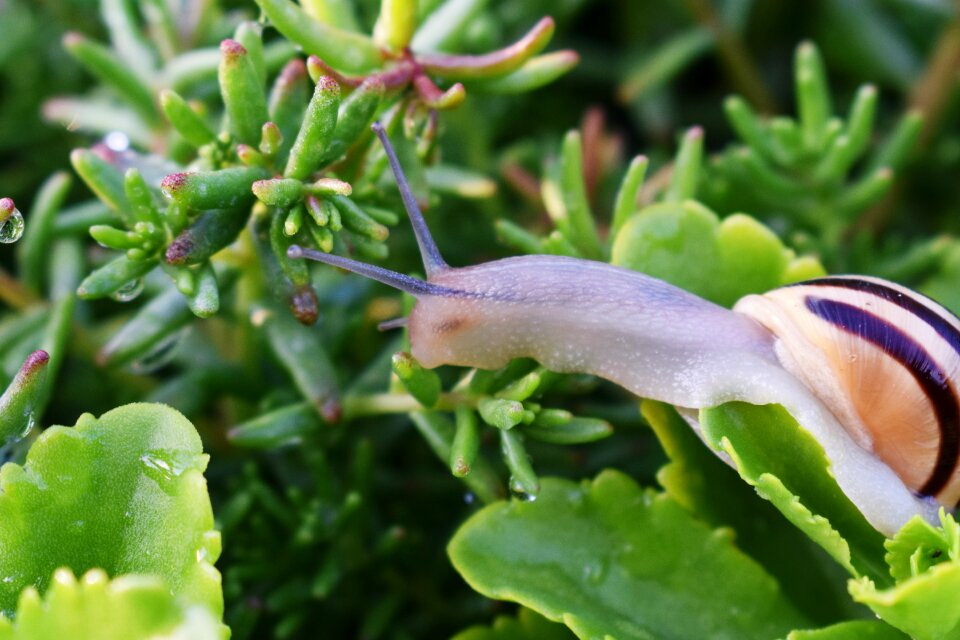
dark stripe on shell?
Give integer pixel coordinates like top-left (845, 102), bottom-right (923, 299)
top-left (798, 277), bottom-right (960, 363)
top-left (804, 295), bottom-right (960, 497)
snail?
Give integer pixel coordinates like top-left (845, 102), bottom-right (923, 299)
top-left (287, 122), bottom-right (959, 537)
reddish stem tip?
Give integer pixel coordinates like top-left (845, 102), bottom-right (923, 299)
top-left (62, 31), bottom-right (84, 47)
top-left (316, 75), bottom-right (340, 92)
top-left (23, 350), bottom-right (50, 373)
top-left (220, 39), bottom-right (247, 57)
top-left (160, 172), bottom-right (189, 194)
top-left (165, 236), bottom-right (192, 265)
top-left (278, 58), bottom-right (307, 84)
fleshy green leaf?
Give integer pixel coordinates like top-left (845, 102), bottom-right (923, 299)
top-left (0, 569), bottom-right (223, 640)
top-left (611, 201), bottom-right (825, 306)
top-left (0, 351), bottom-right (48, 444)
top-left (469, 51), bottom-right (579, 95)
top-left (700, 403), bottom-right (889, 584)
top-left (228, 401), bottom-right (320, 448)
top-left (418, 17), bottom-right (555, 79)
top-left (254, 0), bottom-right (382, 74)
top-left (885, 511), bottom-right (959, 583)
top-left (642, 401), bottom-right (862, 623)
top-left (373, 0), bottom-right (417, 52)
top-left (391, 351), bottom-right (440, 407)
top-left (847, 512), bottom-right (960, 640)
top-left (849, 568), bottom-right (960, 640)
top-left (452, 607), bottom-right (575, 640)
top-left (76, 255), bottom-right (156, 300)
top-left (782, 621), bottom-right (909, 640)
top-left (284, 76), bottom-right (340, 180)
top-left (160, 90), bottom-right (217, 148)
top-left (0, 404), bottom-right (222, 619)
top-left (449, 470), bottom-right (810, 640)
top-left (62, 32), bottom-right (159, 128)
top-left (165, 208), bottom-right (248, 266)
top-left (160, 167), bottom-right (267, 210)
top-left (16, 172), bottom-right (72, 294)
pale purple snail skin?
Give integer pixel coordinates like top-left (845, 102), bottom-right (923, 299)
top-left (288, 122), bottom-right (957, 537)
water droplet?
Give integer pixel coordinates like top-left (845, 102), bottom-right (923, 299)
top-left (19, 413), bottom-right (36, 439)
top-left (509, 477), bottom-right (537, 502)
top-left (110, 278), bottom-right (144, 302)
top-left (582, 560), bottom-right (608, 585)
top-left (463, 492), bottom-right (476, 505)
top-left (130, 327), bottom-right (188, 374)
top-left (0, 210), bottom-right (24, 244)
top-left (140, 448), bottom-right (200, 493)
top-left (0, 412), bottom-right (37, 456)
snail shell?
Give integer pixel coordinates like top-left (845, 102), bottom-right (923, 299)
top-left (736, 276), bottom-right (960, 507)
top-left (288, 123), bottom-right (954, 536)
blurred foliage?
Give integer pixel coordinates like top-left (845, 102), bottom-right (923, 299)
top-left (2, 0), bottom-right (960, 638)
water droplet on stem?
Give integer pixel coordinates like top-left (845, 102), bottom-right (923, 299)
top-left (130, 327), bottom-right (188, 374)
top-left (110, 278), bottom-right (145, 302)
top-left (0, 209), bottom-right (24, 244)
top-left (509, 476), bottom-right (538, 502)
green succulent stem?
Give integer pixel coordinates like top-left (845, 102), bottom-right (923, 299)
top-left (254, 0), bottom-right (383, 74)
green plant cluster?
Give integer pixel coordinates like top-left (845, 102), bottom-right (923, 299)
top-left (2, 0), bottom-right (960, 638)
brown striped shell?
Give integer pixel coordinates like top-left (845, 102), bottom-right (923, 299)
top-left (735, 276), bottom-right (960, 509)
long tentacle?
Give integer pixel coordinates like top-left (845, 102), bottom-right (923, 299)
top-left (371, 121), bottom-right (448, 276)
top-left (287, 245), bottom-right (454, 296)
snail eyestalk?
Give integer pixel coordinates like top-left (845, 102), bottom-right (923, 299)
top-left (371, 121), bottom-right (448, 276)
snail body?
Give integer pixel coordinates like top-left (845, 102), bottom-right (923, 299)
top-left (289, 123), bottom-right (957, 536)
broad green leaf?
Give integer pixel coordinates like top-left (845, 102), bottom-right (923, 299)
top-left (0, 403), bottom-right (222, 618)
top-left (452, 607), bottom-right (575, 640)
top-left (849, 568), bottom-right (960, 640)
top-left (700, 403), bottom-right (889, 585)
top-left (611, 201), bottom-right (824, 306)
top-left (884, 511), bottom-right (959, 582)
top-left (0, 568), bottom-right (222, 640)
top-left (782, 620), bottom-right (909, 640)
top-left (847, 512), bottom-right (960, 640)
top-left (449, 470), bottom-right (810, 640)
top-left (643, 401), bottom-right (864, 623)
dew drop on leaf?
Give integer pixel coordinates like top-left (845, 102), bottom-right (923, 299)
top-left (110, 278), bottom-right (145, 302)
top-left (140, 448), bottom-right (201, 493)
top-left (0, 412), bottom-right (37, 458)
top-left (130, 327), bottom-right (188, 374)
top-left (509, 477), bottom-right (537, 502)
top-left (18, 412), bottom-right (35, 440)
top-left (0, 209), bottom-right (24, 244)
top-left (582, 559), bottom-right (608, 585)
